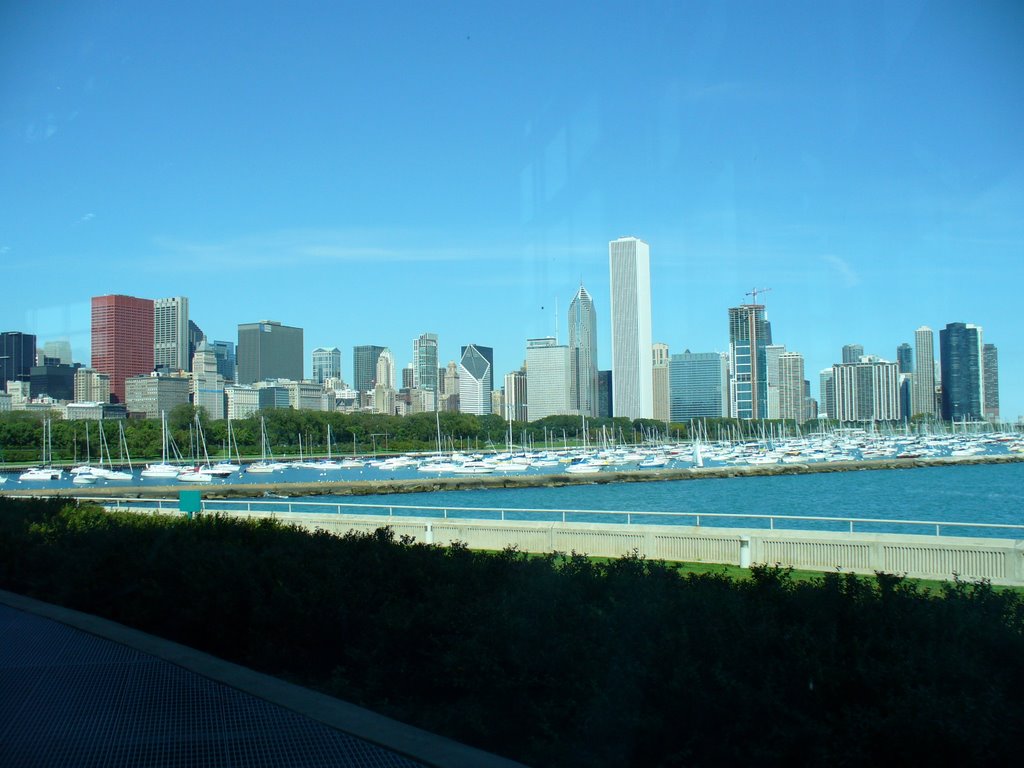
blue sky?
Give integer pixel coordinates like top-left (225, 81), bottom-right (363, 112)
top-left (2, 1), bottom-right (1022, 418)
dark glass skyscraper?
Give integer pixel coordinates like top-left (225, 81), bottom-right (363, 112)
top-left (940, 322), bottom-right (983, 422)
top-left (211, 340), bottom-right (236, 382)
top-left (728, 305), bottom-right (772, 419)
top-left (0, 331), bottom-right (37, 387)
top-left (896, 343), bottom-right (914, 374)
top-left (353, 345), bottom-right (386, 394)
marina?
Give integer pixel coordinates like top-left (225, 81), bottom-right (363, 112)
top-left (3, 428), bottom-right (1023, 493)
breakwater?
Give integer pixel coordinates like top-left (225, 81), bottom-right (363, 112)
top-left (8, 453), bottom-right (1023, 500)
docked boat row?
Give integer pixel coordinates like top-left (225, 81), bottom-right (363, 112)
top-left (3, 426), bottom-right (1021, 489)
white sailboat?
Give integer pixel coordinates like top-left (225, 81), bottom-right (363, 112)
top-left (142, 412), bottom-right (180, 479)
top-left (178, 413), bottom-right (215, 483)
top-left (246, 417), bottom-right (276, 473)
top-left (20, 419), bottom-right (63, 481)
top-left (207, 416), bottom-right (242, 476)
top-left (91, 420), bottom-right (133, 481)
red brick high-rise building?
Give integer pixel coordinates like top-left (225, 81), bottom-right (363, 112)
top-left (91, 295), bottom-right (154, 403)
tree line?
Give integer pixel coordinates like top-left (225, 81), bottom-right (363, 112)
top-left (0, 407), bottom-right (818, 464)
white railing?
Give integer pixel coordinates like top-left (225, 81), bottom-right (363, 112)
top-left (79, 496), bottom-right (1024, 538)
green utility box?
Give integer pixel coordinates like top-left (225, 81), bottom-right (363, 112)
top-left (179, 490), bottom-right (202, 520)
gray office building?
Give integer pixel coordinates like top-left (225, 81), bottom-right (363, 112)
top-left (237, 321), bottom-right (304, 385)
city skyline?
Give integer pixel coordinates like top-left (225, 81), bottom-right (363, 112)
top-left (2, 4), bottom-right (1021, 418)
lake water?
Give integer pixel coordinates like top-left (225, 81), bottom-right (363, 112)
top-left (218, 462), bottom-right (1024, 539)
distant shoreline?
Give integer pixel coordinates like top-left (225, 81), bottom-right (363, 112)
top-left (7, 452), bottom-right (1022, 501)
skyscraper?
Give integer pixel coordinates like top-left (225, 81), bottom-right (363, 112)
top-left (375, 348), bottom-right (395, 390)
top-left (833, 360), bottom-right (900, 422)
top-left (353, 345), bottom-right (386, 394)
top-left (652, 343), bottom-right (670, 422)
top-left (458, 344), bottom-right (493, 415)
top-left (842, 344), bottom-right (864, 364)
top-left (504, 368), bottom-right (528, 422)
top-left (236, 321), bottom-right (304, 385)
top-left (896, 343), bottom-right (914, 374)
top-left (765, 344), bottom-right (786, 419)
top-left (526, 337), bottom-right (571, 420)
top-left (211, 340), bottom-right (236, 382)
top-left (373, 348), bottom-right (396, 414)
top-left (0, 331), bottom-right (37, 387)
top-left (191, 340), bottom-right (225, 419)
top-left (819, 369), bottom-right (835, 420)
top-left (568, 285), bottom-right (598, 417)
top-left (153, 296), bottom-right (190, 373)
top-left (728, 304), bottom-right (772, 419)
top-left (312, 347), bottom-right (342, 384)
top-left (91, 295), bottom-right (154, 404)
top-left (940, 322), bottom-right (984, 422)
top-left (913, 327), bottom-right (937, 418)
top-left (983, 343), bottom-right (999, 421)
top-left (669, 351), bottom-right (729, 421)
top-left (609, 237), bottom-right (653, 419)
top-left (42, 340), bottom-right (72, 366)
top-left (413, 332), bottom-right (439, 409)
top-left (597, 370), bottom-right (613, 418)
top-left (778, 352), bottom-right (806, 421)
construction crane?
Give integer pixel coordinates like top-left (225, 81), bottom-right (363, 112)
top-left (745, 287), bottom-right (771, 305)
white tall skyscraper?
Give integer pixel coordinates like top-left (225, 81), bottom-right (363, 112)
top-left (154, 296), bottom-right (190, 372)
top-left (609, 237), bottom-right (653, 419)
top-left (568, 285), bottom-right (598, 417)
top-left (458, 344), bottom-right (493, 415)
top-left (525, 337), bottom-right (572, 420)
top-left (913, 326), bottom-right (937, 418)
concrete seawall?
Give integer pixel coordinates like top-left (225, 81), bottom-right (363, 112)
top-left (6, 453), bottom-right (1022, 500)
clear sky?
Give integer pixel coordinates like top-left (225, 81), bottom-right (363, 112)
top-left (2, 2), bottom-right (1022, 418)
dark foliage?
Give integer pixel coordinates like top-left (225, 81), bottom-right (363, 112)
top-left (1, 497), bottom-right (1022, 767)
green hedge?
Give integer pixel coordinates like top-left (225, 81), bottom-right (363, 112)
top-left (1, 497), bottom-right (1022, 766)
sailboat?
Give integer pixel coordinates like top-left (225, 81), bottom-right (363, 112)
top-left (246, 416), bottom-right (276, 473)
top-left (207, 417), bottom-right (242, 476)
top-left (70, 421), bottom-right (99, 480)
top-left (337, 427), bottom-right (364, 468)
top-left (71, 422), bottom-right (98, 485)
top-left (312, 424), bottom-right (341, 470)
top-left (20, 419), bottom-right (63, 481)
top-left (142, 412), bottom-right (180, 478)
top-left (91, 420), bottom-right (133, 481)
top-left (178, 413), bottom-right (215, 482)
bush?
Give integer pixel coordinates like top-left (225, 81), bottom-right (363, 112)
top-left (1, 498), bottom-right (1022, 767)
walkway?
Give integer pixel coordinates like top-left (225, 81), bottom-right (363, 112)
top-left (0, 592), bottom-right (523, 768)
